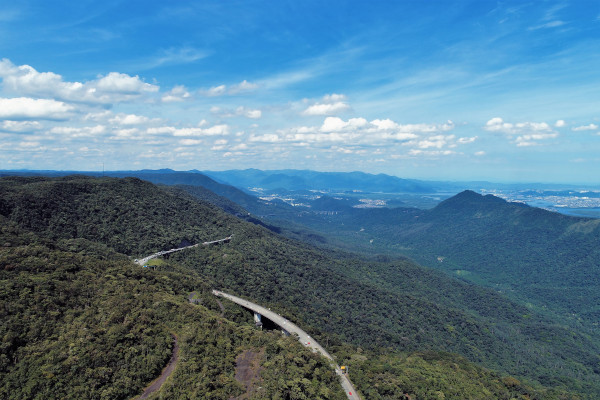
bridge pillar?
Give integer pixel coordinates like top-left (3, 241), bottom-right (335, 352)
top-left (254, 312), bottom-right (263, 329)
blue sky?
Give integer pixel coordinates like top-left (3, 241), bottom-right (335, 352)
top-left (1, 0), bottom-right (599, 184)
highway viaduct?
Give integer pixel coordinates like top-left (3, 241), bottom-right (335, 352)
top-left (213, 290), bottom-right (361, 400)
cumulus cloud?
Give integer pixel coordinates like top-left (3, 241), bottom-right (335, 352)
top-left (302, 93), bottom-right (350, 116)
top-left (321, 116), bottom-right (368, 132)
top-left (179, 139), bottom-right (203, 146)
top-left (457, 136), bottom-right (477, 144)
top-left (162, 85), bottom-right (191, 102)
top-left (555, 120), bottom-right (566, 127)
top-left (249, 117), bottom-right (458, 151)
top-left (95, 72), bottom-right (157, 94)
top-left (230, 143), bottom-right (248, 151)
top-left (409, 149), bottom-right (455, 156)
top-left (484, 117), bottom-right (558, 146)
top-left (147, 123), bottom-right (230, 137)
top-left (572, 123), bottom-right (598, 131)
top-left (0, 59), bottom-right (158, 104)
top-left (211, 106), bottom-right (262, 119)
top-left (50, 125), bottom-right (106, 138)
top-left (303, 102), bottom-right (350, 116)
top-left (0, 97), bottom-right (73, 120)
top-left (0, 120), bottom-right (42, 133)
top-left (484, 117), bottom-right (553, 135)
top-left (109, 113), bottom-right (150, 125)
top-left (235, 106), bottom-right (261, 119)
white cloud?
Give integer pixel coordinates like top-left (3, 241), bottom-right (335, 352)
top-left (179, 139), bottom-right (203, 145)
top-left (555, 120), bottom-right (566, 128)
top-left (572, 123), bottom-right (598, 131)
top-left (322, 93), bottom-right (346, 102)
top-left (249, 133), bottom-right (282, 143)
top-left (50, 125), bottom-right (106, 138)
top-left (474, 151), bottom-right (486, 156)
top-left (0, 97), bottom-right (73, 120)
top-left (148, 123), bottom-right (230, 137)
top-left (95, 72), bottom-right (158, 94)
top-left (409, 149), bottom-right (455, 156)
top-left (458, 136), bottom-right (477, 144)
top-left (236, 106), bottom-right (261, 119)
top-left (200, 80), bottom-right (258, 97)
top-left (0, 120), bottom-right (42, 133)
top-left (484, 117), bottom-right (558, 146)
top-left (303, 101), bottom-right (350, 116)
top-left (230, 80), bottom-right (258, 93)
top-left (204, 85), bottom-right (226, 97)
top-left (321, 116), bottom-right (368, 132)
top-left (230, 143), bottom-right (248, 151)
top-left (302, 93), bottom-right (350, 116)
top-left (109, 113), bottom-right (150, 125)
top-left (211, 106), bottom-right (262, 119)
top-left (0, 59), bottom-right (159, 104)
top-left (484, 117), bottom-right (553, 135)
top-left (83, 111), bottom-right (112, 121)
top-left (249, 117), bottom-right (456, 151)
top-left (162, 85), bottom-right (191, 103)
top-left (484, 117), bottom-right (552, 135)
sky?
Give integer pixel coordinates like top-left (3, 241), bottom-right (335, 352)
top-left (0, 0), bottom-right (599, 184)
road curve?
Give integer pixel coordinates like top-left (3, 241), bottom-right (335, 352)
top-left (135, 235), bottom-right (233, 266)
top-left (212, 290), bottom-right (360, 400)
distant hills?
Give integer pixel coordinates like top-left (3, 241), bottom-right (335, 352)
top-left (202, 168), bottom-right (435, 192)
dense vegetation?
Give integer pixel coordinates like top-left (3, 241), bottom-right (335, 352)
top-left (0, 218), bottom-right (347, 399)
top-left (277, 190), bottom-right (600, 329)
top-left (1, 176), bottom-right (597, 398)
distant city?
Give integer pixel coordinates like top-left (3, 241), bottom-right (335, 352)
top-left (252, 186), bottom-right (600, 219)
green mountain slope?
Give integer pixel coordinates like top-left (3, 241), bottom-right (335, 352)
top-left (0, 219), bottom-right (346, 399)
top-left (0, 176), bottom-right (595, 398)
top-left (291, 190), bottom-right (600, 328)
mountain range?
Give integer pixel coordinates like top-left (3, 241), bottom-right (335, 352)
top-left (2, 170), bottom-right (600, 398)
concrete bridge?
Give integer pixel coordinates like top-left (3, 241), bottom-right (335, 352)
top-left (212, 290), bottom-right (361, 400)
top-left (135, 235), bottom-right (233, 266)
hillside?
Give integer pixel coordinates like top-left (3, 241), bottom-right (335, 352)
top-left (0, 217), bottom-right (346, 399)
top-left (288, 190), bottom-right (600, 329)
top-left (1, 176), bottom-right (598, 397)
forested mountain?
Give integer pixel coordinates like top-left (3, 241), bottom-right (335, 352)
top-left (282, 190), bottom-right (600, 329)
top-left (0, 217), bottom-right (347, 399)
top-left (1, 176), bottom-right (598, 398)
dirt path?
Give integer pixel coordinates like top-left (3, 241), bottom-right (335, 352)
top-left (215, 298), bottom-right (226, 316)
top-left (138, 334), bottom-right (179, 399)
top-left (232, 349), bottom-right (264, 400)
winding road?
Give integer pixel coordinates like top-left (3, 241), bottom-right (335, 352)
top-left (213, 290), bottom-right (361, 400)
top-left (135, 235), bottom-right (233, 266)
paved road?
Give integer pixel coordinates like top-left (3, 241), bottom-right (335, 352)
top-left (212, 290), bottom-right (360, 400)
top-left (135, 236), bottom-right (233, 266)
